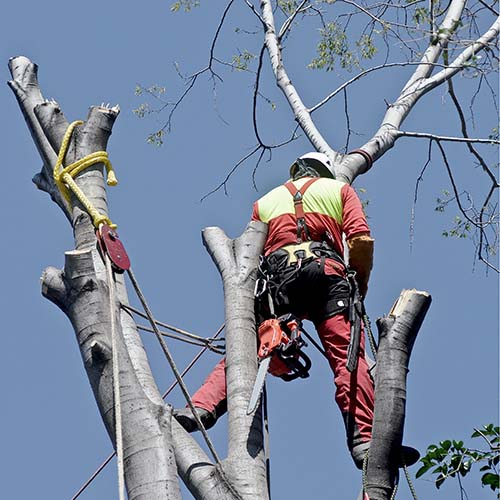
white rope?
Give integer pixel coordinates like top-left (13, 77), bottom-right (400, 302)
top-left (105, 253), bottom-right (126, 500)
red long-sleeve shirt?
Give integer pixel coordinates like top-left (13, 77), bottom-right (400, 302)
top-left (251, 177), bottom-right (370, 256)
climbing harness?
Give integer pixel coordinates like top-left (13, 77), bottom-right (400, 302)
top-left (55, 122), bottom-right (243, 499)
top-left (284, 177), bottom-right (320, 243)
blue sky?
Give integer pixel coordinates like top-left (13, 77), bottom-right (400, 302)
top-left (1, 1), bottom-right (498, 499)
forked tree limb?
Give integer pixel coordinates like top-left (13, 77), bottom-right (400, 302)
top-left (203, 221), bottom-right (269, 500)
top-left (9, 55), bottom-right (195, 500)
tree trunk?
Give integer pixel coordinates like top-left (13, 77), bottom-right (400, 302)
top-left (9, 55), bottom-right (184, 500)
top-left (365, 290), bottom-right (432, 500)
top-left (203, 223), bottom-right (270, 500)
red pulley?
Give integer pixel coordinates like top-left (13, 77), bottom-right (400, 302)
top-left (97, 224), bottom-right (131, 273)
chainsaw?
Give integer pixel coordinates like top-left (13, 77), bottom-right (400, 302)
top-left (247, 314), bottom-right (311, 414)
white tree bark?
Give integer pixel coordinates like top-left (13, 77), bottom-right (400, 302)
top-left (11, 46), bottom-right (437, 499)
top-left (202, 223), bottom-right (269, 500)
top-left (9, 55), bottom-right (185, 500)
top-left (259, 0), bottom-right (497, 184)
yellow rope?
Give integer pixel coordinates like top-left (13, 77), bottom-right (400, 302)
top-left (53, 121), bottom-right (118, 228)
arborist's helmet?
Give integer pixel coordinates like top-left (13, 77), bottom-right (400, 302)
top-left (289, 152), bottom-right (335, 180)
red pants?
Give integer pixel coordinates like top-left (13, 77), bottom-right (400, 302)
top-left (191, 312), bottom-right (374, 448)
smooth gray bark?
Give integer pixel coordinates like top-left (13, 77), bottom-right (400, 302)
top-left (11, 52), bottom-right (435, 500)
top-left (10, 55), bottom-right (271, 500)
top-left (203, 223), bottom-right (270, 500)
top-left (10, 55), bottom-right (183, 500)
top-left (365, 290), bottom-right (432, 500)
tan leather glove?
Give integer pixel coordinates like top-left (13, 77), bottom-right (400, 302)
top-left (347, 234), bottom-right (374, 298)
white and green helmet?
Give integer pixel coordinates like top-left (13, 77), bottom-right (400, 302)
top-left (290, 151), bottom-right (335, 179)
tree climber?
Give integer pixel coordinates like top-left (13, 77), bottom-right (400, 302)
top-left (175, 152), bottom-right (418, 469)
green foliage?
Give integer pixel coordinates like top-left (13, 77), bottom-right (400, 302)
top-left (441, 215), bottom-right (472, 239)
top-left (147, 130), bottom-right (166, 146)
top-left (356, 34), bottom-right (377, 60)
top-left (489, 127), bottom-right (499, 142)
top-left (133, 103), bottom-right (150, 119)
top-left (170, 0), bottom-right (200, 12)
top-left (417, 425), bottom-right (500, 497)
top-left (133, 85), bottom-right (167, 119)
top-left (309, 22), bottom-right (378, 72)
top-left (231, 50), bottom-right (256, 71)
top-left (278, 0), bottom-right (299, 15)
top-left (413, 7), bottom-right (430, 26)
top-left (435, 190), bottom-right (472, 239)
top-left (357, 187), bottom-right (371, 217)
top-left (309, 22), bottom-right (353, 71)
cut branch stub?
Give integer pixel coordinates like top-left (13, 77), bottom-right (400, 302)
top-left (365, 289), bottom-right (432, 500)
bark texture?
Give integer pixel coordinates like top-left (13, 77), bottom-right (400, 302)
top-left (203, 222), bottom-right (269, 500)
top-left (10, 55), bottom-right (184, 500)
top-left (365, 290), bottom-right (432, 500)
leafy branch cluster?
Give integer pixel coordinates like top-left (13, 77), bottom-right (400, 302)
top-left (417, 424), bottom-right (500, 498)
top-left (309, 21), bottom-right (378, 71)
top-left (171, 0), bottom-right (200, 13)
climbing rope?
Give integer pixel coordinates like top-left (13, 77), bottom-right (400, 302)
top-left (53, 121), bottom-right (242, 497)
top-left (121, 303), bottom-right (225, 353)
top-left (361, 451), bottom-right (399, 499)
top-left (104, 252), bottom-right (126, 500)
top-left (126, 267), bottom-right (223, 465)
top-left (53, 120), bottom-right (118, 228)
top-left (402, 461), bottom-right (419, 500)
top-left (361, 450), bottom-right (419, 500)
top-left (70, 323), bottom-right (225, 500)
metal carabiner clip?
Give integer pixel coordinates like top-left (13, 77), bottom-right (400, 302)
top-left (254, 277), bottom-right (267, 298)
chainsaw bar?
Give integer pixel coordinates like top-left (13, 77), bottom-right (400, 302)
top-left (247, 356), bottom-right (271, 415)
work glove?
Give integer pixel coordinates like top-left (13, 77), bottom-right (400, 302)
top-left (347, 234), bottom-right (374, 298)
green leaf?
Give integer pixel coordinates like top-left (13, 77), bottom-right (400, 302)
top-left (440, 440), bottom-right (452, 451)
top-left (436, 473), bottom-right (446, 489)
top-left (482, 472), bottom-right (500, 491)
top-left (416, 463), bottom-right (432, 478)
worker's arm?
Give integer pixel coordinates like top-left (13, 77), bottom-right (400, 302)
top-left (347, 234), bottom-right (373, 298)
top-left (341, 184), bottom-right (374, 298)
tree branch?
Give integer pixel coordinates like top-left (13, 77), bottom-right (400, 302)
top-left (203, 221), bottom-right (269, 499)
top-left (260, 0), bottom-right (341, 167)
top-left (395, 130), bottom-right (500, 144)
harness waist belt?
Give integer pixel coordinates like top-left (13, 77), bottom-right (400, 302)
top-left (267, 241), bottom-right (344, 268)
top-left (281, 241), bottom-right (318, 265)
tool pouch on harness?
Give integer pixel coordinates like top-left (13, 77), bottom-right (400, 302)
top-left (257, 314), bottom-right (311, 381)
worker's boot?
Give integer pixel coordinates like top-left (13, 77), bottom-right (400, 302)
top-left (351, 442), bottom-right (420, 470)
top-left (173, 406), bottom-right (216, 433)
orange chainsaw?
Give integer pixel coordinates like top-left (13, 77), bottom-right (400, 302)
top-left (247, 314), bottom-right (311, 414)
